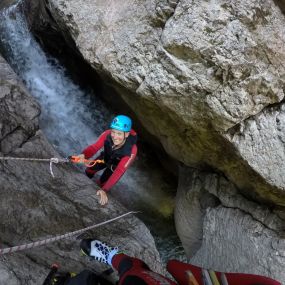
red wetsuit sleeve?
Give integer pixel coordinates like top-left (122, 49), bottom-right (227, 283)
top-left (82, 130), bottom-right (110, 159)
top-left (102, 144), bottom-right (137, 192)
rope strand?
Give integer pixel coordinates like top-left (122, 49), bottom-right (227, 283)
top-left (0, 156), bottom-right (69, 177)
top-left (0, 211), bottom-right (139, 255)
top-left (0, 156), bottom-right (69, 163)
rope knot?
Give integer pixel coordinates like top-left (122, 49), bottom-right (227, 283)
top-left (50, 157), bottom-right (59, 164)
top-left (49, 157), bottom-right (60, 178)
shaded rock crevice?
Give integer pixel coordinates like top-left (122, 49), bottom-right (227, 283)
top-left (273, 0), bottom-right (285, 14)
top-left (220, 204), bottom-right (284, 235)
top-left (157, 0), bottom-right (180, 32)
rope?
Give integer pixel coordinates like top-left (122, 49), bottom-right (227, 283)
top-left (0, 156), bottom-right (68, 163)
top-left (0, 211), bottom-right (138, 255)
top-left (84, 159), bottom-right (104, 168)
top-left (0, 156), bottom-right (69, 178)
top-left (68, 156), bottom-right (104, 168)
top-left (0, 156), bottom-right (104, 177)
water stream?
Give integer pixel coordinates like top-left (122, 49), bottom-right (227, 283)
top-left (0, 3), bottom-right (185, 263)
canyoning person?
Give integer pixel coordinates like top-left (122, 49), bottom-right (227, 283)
top-left (42, 238), bottom-right (282, 285)
top-left (80, 239), bottom-right (177, 285)
top-left (78, 238), bottom-right (282, 285)
top-left (74, 115), bottom-right (137, 206)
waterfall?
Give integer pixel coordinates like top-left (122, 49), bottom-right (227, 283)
top-left (0, 3), bottom-right (185, 262)
top-left (0, 3), bottom-right (111, 154)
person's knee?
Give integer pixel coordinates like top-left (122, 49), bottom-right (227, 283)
top-left (96, 179), bottom-right (103, 187)
top-left (118, 256), bottom-right (149, 276)
top-left (85, 169), bottom-right (94, 179)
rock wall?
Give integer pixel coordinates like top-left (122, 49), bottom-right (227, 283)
top-left (176, 166), bottom-right (285, 282)
top-left (0, 54), bottom-right (163, 283)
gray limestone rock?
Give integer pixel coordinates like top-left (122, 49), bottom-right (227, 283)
top-left (175, 166), bottom-right (220, 258)
top-left (224, 103), bottom-right (285, 200)
top-left (176, 166), bottom-right (285, 283)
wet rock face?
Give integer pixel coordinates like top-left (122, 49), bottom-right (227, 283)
top-left (176, 166), bottom-right (285, 282)
top-left (0, 56), bottom-right (40, 152)
top-left (0, 55), bottom-right (162, 283)
top-left (29, 0), bottom-right (285, 205)
top-left (0, 0), bottom-right (18, 10)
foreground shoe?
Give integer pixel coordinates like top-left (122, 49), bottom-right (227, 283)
top-left (80, 239), bottom-right (118, 265)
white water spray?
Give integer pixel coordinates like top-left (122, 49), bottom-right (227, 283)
top-left (0, 5), bottom-right (111, 155)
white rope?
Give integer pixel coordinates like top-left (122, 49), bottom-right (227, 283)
top-left (0, 211), bottom-right (139, 255)
top-left (0, 156), bottom-right (69, 178)
top-left (49, 158), bottom-right (61, 178)
top-left (0, 156), bottom-right (69, 162)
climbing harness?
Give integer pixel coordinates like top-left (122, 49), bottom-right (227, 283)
top-left (0, 156), bottom-right (104, 178)
top-left (0, 211), bottom-right (138, 255)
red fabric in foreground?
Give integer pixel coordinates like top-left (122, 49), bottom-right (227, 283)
top-left (112, 254), bottom-right (177, 285)
top-left (167, 260), bottom-right (281, 285)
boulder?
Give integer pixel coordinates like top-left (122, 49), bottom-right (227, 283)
top-left (176, 166), bottom-right (285, 282)
top-left (28, 0), bottom-right (285, 205)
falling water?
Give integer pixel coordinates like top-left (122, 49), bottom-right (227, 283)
top-left (0, 2), bottom-right (110, 154)
top-left (0, 3), bottom-right (185, 262)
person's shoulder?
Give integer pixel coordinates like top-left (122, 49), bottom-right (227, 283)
top-left (130, 129), bottom-right (137, 136)
top-left (129, 129), bottom-right (138, 145)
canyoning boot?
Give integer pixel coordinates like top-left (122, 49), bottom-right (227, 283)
top-left (80, 239), bottom-right (118, 265)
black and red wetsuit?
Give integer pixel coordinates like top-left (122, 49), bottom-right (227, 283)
top-left (112, 254), bottom-right (176, 285)
top-left (47, 256), bottom-right (282, 285)
top-left (111, 256), bottom-right (281, 285)
top-left (82, 129), bottom-right (137, 191)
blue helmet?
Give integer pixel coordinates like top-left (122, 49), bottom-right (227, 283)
top-left (110, 115), bottom-right (132, 132)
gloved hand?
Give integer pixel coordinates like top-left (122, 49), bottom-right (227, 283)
top-left (69, 154), bottom-right (85, 164)
top-left (97, 189), bottom-right (108, 205)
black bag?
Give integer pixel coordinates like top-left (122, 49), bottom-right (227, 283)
top-left (45, 269), bottom-right (113, 285)
top-left (65, 270), bottom-right (100, 285)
